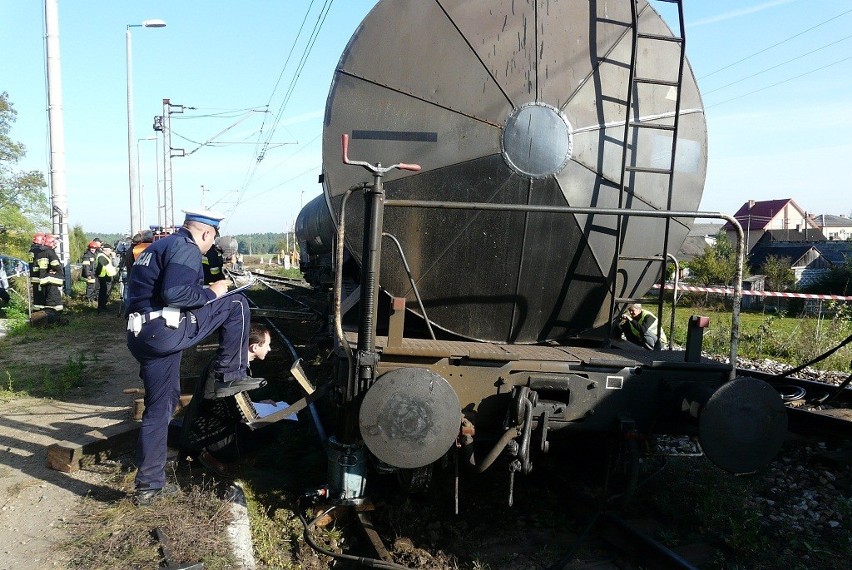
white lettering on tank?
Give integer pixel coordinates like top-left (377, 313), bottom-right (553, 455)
top-left (135, 252), bottom-right (153, 267)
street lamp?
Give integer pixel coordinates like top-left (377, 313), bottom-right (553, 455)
top-left (127, 18), bottom-right (166, 236)
top-left (137, 136), bottom-right (157, 230)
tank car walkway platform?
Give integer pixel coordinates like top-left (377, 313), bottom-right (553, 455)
top-left (344, 332), bottom-right (728, 371)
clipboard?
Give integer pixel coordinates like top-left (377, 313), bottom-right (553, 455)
top-left (205, 273), bottom-right (256, 304)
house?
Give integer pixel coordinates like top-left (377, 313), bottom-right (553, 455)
top-left (741, 275), bottom-right (766, 310)
top-left (723, 198), bottom-right (823, 253)
top-left (748, 239), bottom-right (830, 287)
top-left (811, 240), bottom-right (852, 267)
top-left (812, 214), bottom-right (852, 241)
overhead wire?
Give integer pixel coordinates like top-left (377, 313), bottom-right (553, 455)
top-left (705, 55), bottom-right (852, 109)
top-left (256, 0), bottom-right (335, 162)
top-left (698, 7), bottom-right (852, 80)
top-left (229, 0), bottom-right (326, 218)
top-left (702, 32), bottom-right (852, 95)
top-left (230, 0), bottom-right (335, 221)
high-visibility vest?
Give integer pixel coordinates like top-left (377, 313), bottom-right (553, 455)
top-left (97, 252), bottom-right (117, 278)
top-left (627, 309), bottom-right (667, 345)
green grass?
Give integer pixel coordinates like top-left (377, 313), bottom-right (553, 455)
top-left (0, 284), bottom-right (124, 399)
top-left (660, 302), bottom-right (852, 372)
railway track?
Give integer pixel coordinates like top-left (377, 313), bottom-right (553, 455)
top-left (228, 272), bottom-right (852, 568)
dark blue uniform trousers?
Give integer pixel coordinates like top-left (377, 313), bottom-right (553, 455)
top-left (127, 294), bottom-right (250, 490)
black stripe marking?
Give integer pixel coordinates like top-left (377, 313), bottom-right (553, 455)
top-left (352, 130), bottom-right (438, 142)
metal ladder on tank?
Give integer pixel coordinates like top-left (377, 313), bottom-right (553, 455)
top-left (606, 0), bottom-right (687, 349)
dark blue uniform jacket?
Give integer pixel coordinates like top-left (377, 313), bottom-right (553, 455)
top-left (125, 227), bottom-right (216, 315)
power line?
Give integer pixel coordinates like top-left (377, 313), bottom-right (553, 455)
top-left (705, 55), bottom-right (852, 109)
top-left (233, 0), bottom-right (326, 209)
top-left (699, 7), bottom-right (852, 80)
top-left (703, 32), bottom-right (852, 95)
top-left (257, 0), bottom-right (334, 162)
top-left (231, 0), bottom-right (335, 221)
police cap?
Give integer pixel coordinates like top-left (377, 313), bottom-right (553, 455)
top-left (182, 208), bottom-right (225, 230)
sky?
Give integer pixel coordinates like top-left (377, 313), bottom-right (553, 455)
top-left (1, 0), bottom-right (850, 236)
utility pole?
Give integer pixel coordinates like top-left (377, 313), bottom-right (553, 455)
top-left (44, 0), bottom-right (71, 290)
top-left (154, 99), bottom-right (185, 229)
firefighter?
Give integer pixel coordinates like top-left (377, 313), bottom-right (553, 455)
top-left (38, 234), bottom-right (65, 313)
top-left (202, 240), bottom-right (226, 285)
top-left (95, 243), bottom-right (117, 314)
top-left (28, 232), bottom-right (46, 310)
top-left (81, 241), bottom-right (100, 303)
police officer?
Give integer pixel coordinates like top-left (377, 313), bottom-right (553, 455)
top-left (37, 234), bottom-right (64, 312)
top-left (124, 208), bottom-right (264, 505)
top-left (28, 232), bottom-right (46, 310)
top-left (618, 303), bottom-right (667, 350)
top-left (81, 241), bottom-right (99, 303)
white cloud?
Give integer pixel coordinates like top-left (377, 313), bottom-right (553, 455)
top-left (690, 0), bottom-right (798, 28)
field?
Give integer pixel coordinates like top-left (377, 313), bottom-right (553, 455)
top-left (660, 300), bottom-right (852, 372)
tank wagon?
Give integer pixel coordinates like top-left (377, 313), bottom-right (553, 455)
top-left (300, 0), bottom-right (788, 503)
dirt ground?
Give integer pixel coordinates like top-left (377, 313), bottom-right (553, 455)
top-left (0, 312), bottom-right (142, 570)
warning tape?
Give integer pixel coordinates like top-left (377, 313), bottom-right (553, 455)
top-left (653, 283), bottom-right (852, 302)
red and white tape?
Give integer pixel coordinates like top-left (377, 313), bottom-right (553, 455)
top-left (653, 284), bottom-right (852, 302)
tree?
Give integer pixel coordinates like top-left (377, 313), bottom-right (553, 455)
top-left (0, 92), bottom-right (49, 259)
top-left (761, 255), bottom-right (795, 292)
top-left (70, 224), bottom-right (88, 262)
top-left (686, 232), bottom-right (744, 304)
top-left (761, 254), bottom-right (795, 312)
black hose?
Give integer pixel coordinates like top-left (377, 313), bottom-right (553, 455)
top-left (770, 332), bottom-right (852, 379)
top-left (296, 495), bottom-right (413, 569)
top-left (821, 367), bottom-right (852, 406)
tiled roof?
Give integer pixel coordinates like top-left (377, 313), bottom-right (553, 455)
top-left (814, 241), bottom-right (852, 264)
top-left (748, 243), bottom-right (815, 270)
top-left (813, 214), bottom-right (852, 228)
top-left (760, 229), bottom-right (827, 242)
top-left (723, 199), bottom-right (793, 231)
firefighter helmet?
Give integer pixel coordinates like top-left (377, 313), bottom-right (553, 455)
top-left (87, 241), bottom-right (99, 249)
top-left (43, 234), bottom-right (57, 247)
top-left (32, 232), bottom-right (46, 245)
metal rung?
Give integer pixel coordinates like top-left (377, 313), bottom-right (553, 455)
top-left (634, 78), bottom-right (680, 87)
top-left (629, 122), bottom-right (676, 131)
top-left (614, 297), bottom-right (656, 304)
top-left (637, 33), bottom-right (683, 43)
top-left (625, 166), bottom-right (673, 175)
top-left (619, 255), bottom-right (665, 262)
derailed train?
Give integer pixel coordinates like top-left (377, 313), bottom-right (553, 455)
top-left (296, 0), bottom-right (788, 502)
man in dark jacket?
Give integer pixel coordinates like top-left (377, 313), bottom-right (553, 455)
top-left (81, 241), bottom-right (99, 303)
top-left (28, 233), bottom-right (46, 310)
top-left (618, 303), bottom-right (667, 350)
top-left (37, 234), bottom-right (64, 312)
top-left (95, 244), bottom-right (117, 314)
top-left (124, 208), bottom-right (264, 505)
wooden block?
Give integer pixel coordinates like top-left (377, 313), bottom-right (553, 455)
top-left (46, 421), bottom-right (141, 472)
top-left (131, 394), bottom-right (193, 421)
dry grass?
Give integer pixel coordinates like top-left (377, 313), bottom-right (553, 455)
top-left (63, 461), bottom-right (237, 569)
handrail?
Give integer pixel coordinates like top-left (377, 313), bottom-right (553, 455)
top-left (383, 199), bottom-right (744, 381)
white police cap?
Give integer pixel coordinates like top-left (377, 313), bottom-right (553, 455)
top-left (182, 207), bottom-right (225, 229)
